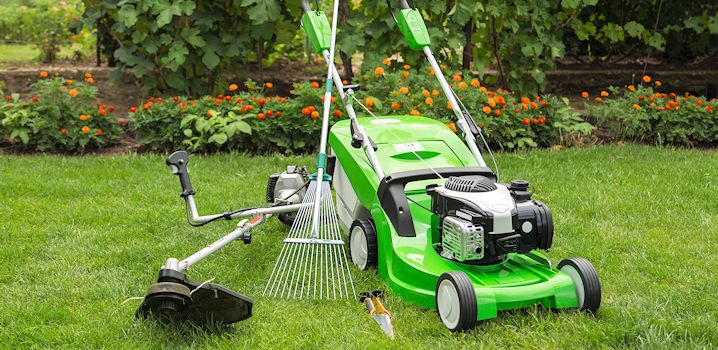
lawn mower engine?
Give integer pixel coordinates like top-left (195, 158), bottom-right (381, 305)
top-left (428, 176), bottom-right (553, 265)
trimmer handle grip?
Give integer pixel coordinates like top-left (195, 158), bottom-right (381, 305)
top-left (166, 151), bottom-right (196, 197)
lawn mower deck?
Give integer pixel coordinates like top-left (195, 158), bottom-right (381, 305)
top-left (330, 115), bottom-right (594, 329)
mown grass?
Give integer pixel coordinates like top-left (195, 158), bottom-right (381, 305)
top-left (1, 145), bottom-right (716, 349)
top-left (0, 44), bottom-right (86, 63)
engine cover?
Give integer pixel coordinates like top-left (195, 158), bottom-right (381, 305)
top-left (429, 176), bottom-right (553, 264)
top-left (266, 166), bottom-right (308, 205)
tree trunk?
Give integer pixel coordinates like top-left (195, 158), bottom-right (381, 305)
top-left (258, 37), bottom-right (264, 83)
top-left (490, 17), bottom-right (508, 90)
top-left (338, 0), bottom-right (353, 82)
top-left (96, 18), bottom-right (102, 67)
top-left (462, 18), bottom-right (473, 70)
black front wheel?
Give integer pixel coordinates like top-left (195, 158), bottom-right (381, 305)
top-left (348, 219), bottom-right (377, 270)
top-left (435, 271), bottom-right (477, 332)
top-left (558, 257), bottom-right (601, 314)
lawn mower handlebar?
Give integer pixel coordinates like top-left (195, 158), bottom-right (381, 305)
top-left (166, 151), bottom-right (195, 197)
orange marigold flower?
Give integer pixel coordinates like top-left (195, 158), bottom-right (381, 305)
top-left (81, 126), bottom-right (90, 133)
top-left (258, 113), bottom-right (265, 120)
top-left (266, 110), bottom-right (273, 117)
top-left (375, 67), bottom-right (385, 76)
top-left (471, 79), bottom-right (480, 88)
top-left (86, 78), bottom-right (94, 84)
top-left (265, 82), bottom-right (273, 89)
top-left (446, 123), bottom-right (457, 132)
top-left (521, 118), bottom-right (530, 125)
top-left (628, 85), bottom-right (636, 92)
top-left (311, 111), bottom-right (319, 119)
top-left (96, 129), bottom-right (103, 135)
top-left (479, 87), bottom-right (487, 93)
top-left (493, 109), bottom-right (501, 117)
top-left (428, 68), bottom-right (435, 75)
top-left (482, 106), bottom-right (492, 114)
top-left (403, 64), bottom-right (411, 70)
top-left (530, 102), bottom-right (538, 109)
top-left (425, 97), bottom-right (433, 106)
top-left (532, 118), bottom-right (539, 124)
top-left (66, 79), bottom-right (74, 85)
top-left (487, 98), bottom-right (496, 108)
top-left (447, 101), bottom-right (453, 110)
top-left (129, 106), bottom-right (138, 113)
top-left (310, 81), bottom-right (320, 88)
top-left (422, 89), bottom-right (430, 97)
top-left (410, 109), bottom-right (421, 116)
top-left (642, 75), bottom-right (651, 83)
top-left (400, 86), bottom-right (409, 94)
top-left (600, 91), bottom-right (609, 97)
top-left (118, 119), bottom-right (127, 126)
top-left (383, 58), bottom-right (391, 65)
top-left (402, 71), bottom-right (409, 78)
top-left (229, 84), bottom-right (238, 91)
top-left (452, 75), bottom-right (462, 82)
top-left (655, 81), bottom-right (662, 87)
top-left (60, 128), bottom-right (67, 135)
top-left (69, 89), bottom-right (78, 97)
top-left (79, 114), bottom-right (89, 121)
top-left (458, 82), bottom-right (468, 89)
top-left (440, 64), bottom-right (447, 69)
top-left (39, 71), bottom-right (48, 77)
top-left (31, 96), bottom-right (39, 102)
top-left (207, 110), bottom-right (214, 118)
top-left (365, 97), bottom-right (374, 107)
top-left (595, 97), bottom-right (603, 102)
top-left (539, 116), bottom-right (546, 124)
top-left (581, 91), bottom-right (589, 98)
top-left (333, 109), bottom-right (343, 117)
top-left (98, 109), bottom-right (107, 116)
top-left (84, 72), bottom-right (93, 78)
top-left (391, 102), bottom-right (401, 110)
top-left (632, 103), bottom-right (640, 110)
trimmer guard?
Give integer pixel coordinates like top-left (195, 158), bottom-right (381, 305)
top-left (137, 269), bottom-right (253, 325)
top-left (329, 116), bottom-right (579, 320)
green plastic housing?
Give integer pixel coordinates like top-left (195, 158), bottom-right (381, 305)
top-left (302, 11), bottom-right (332, 53)
top-left (328, 116), bottom-right (579, 321)
top-left (396, 9), bottom-right (431, 51)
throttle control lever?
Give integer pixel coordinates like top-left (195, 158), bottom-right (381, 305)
top-left (166, 151), bottom-right (195, 197)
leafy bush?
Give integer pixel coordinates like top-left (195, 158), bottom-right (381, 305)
top-left (129, 81), bottom-right (345, 153)
top-left (357, 62), bottom-right (594, 149)
top-left (84, 0), bottom-right (302, 95)
top-left (586, 76), bottom-right (718, 145)
top-left (0, 74), bottom-right (122, 152)
top-left (130, 67), bottom-right (593, 153)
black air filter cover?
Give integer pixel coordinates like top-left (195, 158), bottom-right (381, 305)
top-left (444, 176), bottom-right (497, 193)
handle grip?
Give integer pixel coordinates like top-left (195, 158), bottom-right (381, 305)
top-left (301, 0), bottom-right (311, 12)
top-left (359, 292), bottom-right (375, 315)
top-left (166, 151), bottom-right (196, 197)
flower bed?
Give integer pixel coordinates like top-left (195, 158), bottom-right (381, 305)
top-left (0, 73), bottom-right (122, 152)
top-left (129, 63), bottom-right (595, 153)
top-left (585, 75), bottom-right (718, 145)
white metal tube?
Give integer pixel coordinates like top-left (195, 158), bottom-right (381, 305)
top-left (184, 195), bottom-right (309, 224)
top-left (321, 50), bottom-right (385, 179)
top-left (311, 0), bottom-right (342, 237)
top-left (422, 46), bottom-right (487, 167)
top-left (179, 217), bottom-right (264, 271)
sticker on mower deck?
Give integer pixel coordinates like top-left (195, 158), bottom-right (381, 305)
top-left (370, 119), bottom-right (401, 124)
top-left (393, 143), bottom-right (424, 152)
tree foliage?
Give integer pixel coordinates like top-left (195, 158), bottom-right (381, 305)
top-left (83, 0), bottom-right (303, 95)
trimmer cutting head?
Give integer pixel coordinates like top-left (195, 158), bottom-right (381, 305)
top-left (136, 269), bottom-right (253, 325)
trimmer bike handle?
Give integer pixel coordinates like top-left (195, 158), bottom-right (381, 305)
top-left (166, 151), bottom-right (196, 197)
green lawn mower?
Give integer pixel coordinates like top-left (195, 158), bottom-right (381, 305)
top-left (135, 0), bottom-right (601, 332)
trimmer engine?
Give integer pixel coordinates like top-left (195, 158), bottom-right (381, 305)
top-left (429, 176), bottom-right (553, 264)
top-left (266, 166), bottom-right (308, 205)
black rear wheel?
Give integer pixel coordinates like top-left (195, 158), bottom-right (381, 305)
top-left (558, 257), bottom-right (601, 314)
top-left (348, 219), bottom-right (377, 270)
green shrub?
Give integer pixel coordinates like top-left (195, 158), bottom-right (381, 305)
top-left (0, 74), bottom-right (123, 152)
top-left (358, 62), bottom-right (594, 149)
top-left (129, 81), bottom-right (344, 154)
top-left (130, 70), bottom-right (593, 153)
top-left (586, 77), bottom-right (718, 145)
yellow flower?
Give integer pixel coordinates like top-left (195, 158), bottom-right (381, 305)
top-left (399, 86), bottom-right (409, 94)
top-left (229, 84), bottom-right (238, 91)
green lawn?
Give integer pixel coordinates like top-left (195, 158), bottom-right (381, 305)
top-left (0, 44), bottom-right (85, 63)
top-left (1, 145), bottom-right (717, 348)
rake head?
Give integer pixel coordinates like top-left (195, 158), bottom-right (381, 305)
top-left (263, 181), bottom-right (355, 299)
